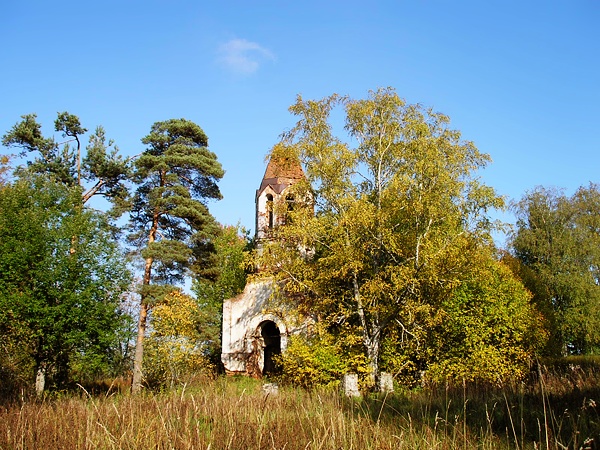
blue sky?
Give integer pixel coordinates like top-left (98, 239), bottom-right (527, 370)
top-left (2, 1), bottom-right (599, 246)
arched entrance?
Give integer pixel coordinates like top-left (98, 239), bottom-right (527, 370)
top-left (259, 320), bottom-right (281, 376)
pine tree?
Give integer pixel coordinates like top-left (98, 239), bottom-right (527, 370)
top-left (129, 118), bottom-right (224, 393)
top-left (2, 112), bottom-right (130, 212)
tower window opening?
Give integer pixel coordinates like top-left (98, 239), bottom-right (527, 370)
top-left (266, 194), bottom-right (274, 229)
top-left (286, 194), bottom-right (295, 211)
top-left (285, 194), bottom-right (295, 224)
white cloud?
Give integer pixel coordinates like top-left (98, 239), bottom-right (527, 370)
top-left (217, 38), bottom-right (275, 75)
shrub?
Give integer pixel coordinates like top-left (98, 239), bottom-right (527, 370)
top-left (144, 291), bottom-right (214, 388)
top-left (276, 333), bottom-right (348, 388)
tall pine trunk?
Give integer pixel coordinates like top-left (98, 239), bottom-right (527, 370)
top-left (131, 299), bottom-right (149, 393)
top-left (131, 214), bottom-right (158, 393)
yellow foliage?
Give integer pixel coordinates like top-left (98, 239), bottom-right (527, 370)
top-left (425, 258), bottom-right (547, 385)
top-left (151, 291), bottom-right (199, 338)
top-left (145, 291), bottom-right (213, 387)
top-left (277, 332), bottom-right (369, 389)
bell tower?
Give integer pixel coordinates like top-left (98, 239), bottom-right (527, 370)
top-left (255, 155), bottom-right (304, 242)
top-left (221, 154), bottom-right (308, 377)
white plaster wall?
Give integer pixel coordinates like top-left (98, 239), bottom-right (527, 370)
top-left (222, 280), bottom-right (277, 354)
top-left (256, 189), bottom-right (268, 241)
top-left (222, 279), bottom-right (286, 373)
top-left (256, 187), bottom-right (278, 242)
top-left (221, 278), bottom-right (308, 374)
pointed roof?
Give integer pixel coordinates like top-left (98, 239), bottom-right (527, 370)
top-left (257, 155), bottom-right (304, 196)
top-left (263, 155), bottom-right (304, 180)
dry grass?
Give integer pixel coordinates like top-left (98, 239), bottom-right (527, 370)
top-left (1, 365), bottom-right (599, 449)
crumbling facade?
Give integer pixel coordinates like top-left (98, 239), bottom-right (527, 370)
top-left (221, 155), bottom-right (307, 376)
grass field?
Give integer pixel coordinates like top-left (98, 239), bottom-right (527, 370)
top-left (1, 360), bottom-right (599, 449)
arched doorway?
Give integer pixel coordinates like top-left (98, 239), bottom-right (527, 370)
top-left (260, 320), bottom-right (281, 376)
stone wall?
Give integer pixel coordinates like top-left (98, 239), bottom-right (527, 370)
top-left (222, 279), bottom-right (309, 376)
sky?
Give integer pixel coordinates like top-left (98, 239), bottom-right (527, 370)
top-left (2, 1), bottom-right (599, 247)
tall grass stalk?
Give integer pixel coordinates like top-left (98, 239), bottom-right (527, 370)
top-left (1, 366), bottom-right (599, 449)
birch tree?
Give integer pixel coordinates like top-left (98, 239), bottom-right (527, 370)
top-left (260, 88), bottom-right (508, 386)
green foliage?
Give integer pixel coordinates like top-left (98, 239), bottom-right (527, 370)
top-left (192, 225), bottom-right (249, 365)
top-left (129, 117), bottom-right (224, 288)
top-left (2, 112), bottom-right (131, 210)
top-left (0, 331), bottom-right (35, 400)
top-left (260, 88), bottom-right (534, 386)
top-left (82, 126), bottom-right (131, 210)
top-left (129, 118), bottom-right (224, 392)
top-left (510, 184), bottom-right (600, 355)
top-left (426, 253), bottom-right (547, 384)
top-left (144, 291), bottom-right (213, 387)
top-left (0, 176), bottom-right (131, 392)
top-left (2, 114), bottom-right (70, 183)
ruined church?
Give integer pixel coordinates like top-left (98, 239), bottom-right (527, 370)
top-left (221, 155), bottom-right (308, 377)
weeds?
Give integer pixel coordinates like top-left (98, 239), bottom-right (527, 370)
top-left (1, 365), bottom-right (599, 449)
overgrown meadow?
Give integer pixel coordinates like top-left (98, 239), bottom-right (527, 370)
top-left (2, 94), bottom-right (600, 449)
top-left (2, 359), bottom-right (599, 450)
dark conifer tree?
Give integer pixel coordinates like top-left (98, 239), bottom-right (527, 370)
top-left (129, 118), bottom-right (224, 392)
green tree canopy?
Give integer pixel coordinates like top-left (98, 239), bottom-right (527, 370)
top-left (510, 184), bottom-right (600, 355)
top-left (425, 248), bottom-right (546, 384)
top-left (192, 224), bottom-right (250, 366)
top-left (2, 112), bottom-right (131, 212)
top-left (260, 88), bottom-right (539, 386)
top-left (0, 176), bottom-right (131, 395)
top-left (129, 118), bottom-right (224, 392)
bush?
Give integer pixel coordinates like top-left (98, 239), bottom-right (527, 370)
top-left (276, 333), bottom-right (347, 389)
top-left (144, 291), bottom-right (214, 388)
top-left (425, 259), bottom-right (547, 385)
